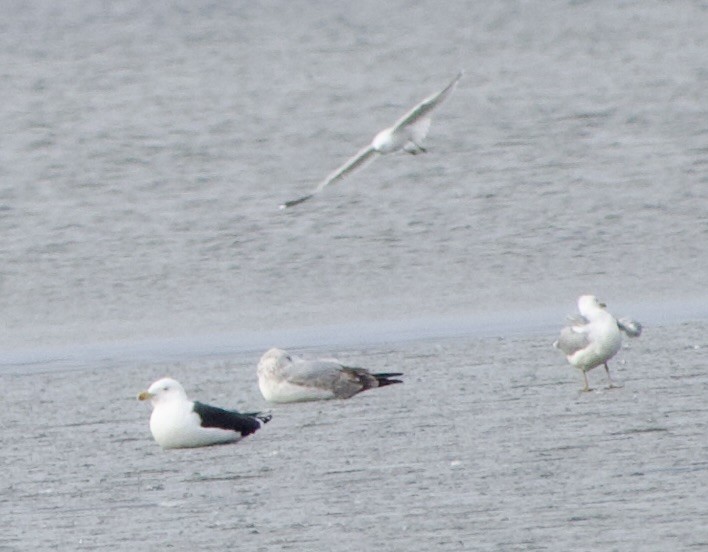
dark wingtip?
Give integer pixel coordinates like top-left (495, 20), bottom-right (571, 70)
top-left (242, 411), bottom-right (272, 425)
top-left (280, 194), bottom-right (314, 209)
top-left (374, 372), bottom-right (404, 387)
top-left (617, 318), bottom-right (642, 338)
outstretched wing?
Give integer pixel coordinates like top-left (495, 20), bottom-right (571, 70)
top-left (280, 193), bottom-right (314, 209)
top-left (407, 116), bottom-right (432, 146)
top-left (280, 71), bottom-right (461, 209)
top-left (315, 144), bottom-right (378, 193)
top-left (566, 314), bottom-right (589, 326)
top-left (554, 325), bottom-right (591, 356)
top-left (280, 145), bottom-right (378, 209)
top-left (617, 317), bottom-right (642, 337)
top-left (390, 71), bottom-right (462, 134)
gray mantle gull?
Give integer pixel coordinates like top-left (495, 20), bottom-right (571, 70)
top-left (257, 348), bottom-right (403, 403)
top-left (280, 71), bottom-right (462, 208)
top-left (138, 378), bottom-right (271, 449)
top-left (554, 295), bottom-right (642, 391)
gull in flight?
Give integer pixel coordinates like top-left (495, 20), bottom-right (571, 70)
top-left (138, 377), bottom-right (271, 449)
top-left (280, 71), bottom-right (462, 208)
top-left (257, 348), bottom-right (403, 403)
top-left (553, 295), bottom-right (642, 392)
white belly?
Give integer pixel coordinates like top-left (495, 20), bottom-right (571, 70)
top-left (372, 127), bottom-right (407, 154)
top-left (150, 407), bottom-right (240, 449)
top-left (258, 377), bottom-right (335, 403)
top-left (568, 331), bottom-right (622, 371)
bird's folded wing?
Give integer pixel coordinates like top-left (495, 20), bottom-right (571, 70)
top-left (391, 71), bottom-right (462, 133)
top-left (192, 401), bottom-right (263, 435)
top-left (286, 360), bottom-right (344, 390)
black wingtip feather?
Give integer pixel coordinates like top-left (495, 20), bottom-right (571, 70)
top-left (374, 372), bottom-right (404, 387)
top-left (280, 194), bottom-right (314, 209)
top-left (258, 413), bottom-right (272, 424)
top-left (245, 412), bottom-right (272, 425)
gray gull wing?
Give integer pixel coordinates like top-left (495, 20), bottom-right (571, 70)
top-left (280, 145), bottom-right (378, 208)
top-left (390, 71), bottom-right (462, 133)
top-left (287, 360), bottom-right (402, 399)
top-left (554, 325), bottom-right (591, 356)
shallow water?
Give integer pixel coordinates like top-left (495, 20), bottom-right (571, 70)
top-left (1, 0), bottom-right (706, 350)
top-left (1, 1), bottom-right (708, 550)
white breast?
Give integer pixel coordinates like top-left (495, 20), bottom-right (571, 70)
top-left (372, 127), bottom-right (406, 153)
top-left (258, 377), bottom-right (335, 403)
top-left (568, 317), bottom-right (622, 371)
top-left (149, 403), bottom-right (240, 449)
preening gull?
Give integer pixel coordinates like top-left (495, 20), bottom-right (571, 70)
top-left (257, 348), bottom-right (403, 403)
top-left (137, 377), bottom-right (271, 449)
top-left (280, 71), bottom-right (462, 208)
top-left (553, 295), bottom-right (642, 391)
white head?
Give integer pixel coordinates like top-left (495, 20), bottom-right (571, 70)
top-left (577, 295), bottom-right (606, 318)
top-left (257, 348), bottom-right (292, 374)
top-left (137, 377), bottom-right (188, 407)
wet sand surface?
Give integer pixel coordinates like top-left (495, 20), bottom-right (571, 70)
top-left (2, 320), bottom-right (707, 551)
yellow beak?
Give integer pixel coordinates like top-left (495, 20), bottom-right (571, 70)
top-left (137, 391), bottom-right (154, 401)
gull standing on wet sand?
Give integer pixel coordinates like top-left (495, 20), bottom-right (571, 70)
top-left (257, 348), bottom-right (403, 403)
top-left (280, 71), bottom-right (462, 208)
top-left (554, 295), bottom-right (642, 392)
top-left (138, 378), bottom-right (271, 449)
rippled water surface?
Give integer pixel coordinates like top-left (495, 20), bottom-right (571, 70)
top-left (1, 1), bottom-right (707, 550)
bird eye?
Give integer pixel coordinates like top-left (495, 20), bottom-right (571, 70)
top-left (163, 386), bottom-right (169, 391)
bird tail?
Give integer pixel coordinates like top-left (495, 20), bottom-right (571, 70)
top-left (245, 411), bottom-right (273, 425)
top-left (373, 372), bottom-right (403, 387)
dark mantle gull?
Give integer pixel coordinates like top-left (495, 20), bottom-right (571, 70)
top-left (280, 71), bottom-right (462, 208)
top-left (138, 378), bottom-right (271, 449)
top-left (257, 348), bottom-right (403, 403)
top-left (554, 295), bottom-right (642, 391)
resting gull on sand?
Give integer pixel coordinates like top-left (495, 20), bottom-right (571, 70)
top-left (138, 377), bottom-right (271, 449)
top-left (554, 295), bottom-right (642, 391)
top-left (280, 71), bottom-right (462, 208)
top-left (257, 348), bottom-right (403, 403)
